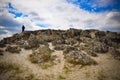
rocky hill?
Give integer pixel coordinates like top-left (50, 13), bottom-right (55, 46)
top-left (0, 28), bottom-right (120, 80)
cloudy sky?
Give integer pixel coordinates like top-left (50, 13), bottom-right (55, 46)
top-left (0, 0), bottom-right (120, 40)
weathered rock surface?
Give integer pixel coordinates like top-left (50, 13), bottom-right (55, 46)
top-left (54, 44), bottom-right (66, 50)
top-left (64, 50), bottom-right (96, 65)
top-left (32, 45), bottom-right (53, 63)
top-left (6, 45), bottom-right (21, 53)
top-left (28, 34), bottom-right (39, 48)
top-left (0, 28), bottom-right (119, 59)
top-left (109, 47), bottom-right (120, 60)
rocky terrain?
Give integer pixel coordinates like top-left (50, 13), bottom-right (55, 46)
top-left (0, 28), bottom-right (120, 80)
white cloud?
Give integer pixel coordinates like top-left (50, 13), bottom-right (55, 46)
top-left (0, 0), bottom-right (120, 36)
top-left (0, 29), bottom-right (13, 41)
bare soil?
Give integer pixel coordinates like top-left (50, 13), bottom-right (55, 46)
top-left (0, 43), bottom-right (120, 80)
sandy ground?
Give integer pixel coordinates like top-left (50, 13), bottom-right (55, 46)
top-left (0, 43), bottom-right (120, 80)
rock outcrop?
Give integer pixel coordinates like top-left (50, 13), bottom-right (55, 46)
top-left (31, 45), bottom-right (53, 63)
top-left (6, 45), bottom-right (21, 53)
top-left (0, 28), bottom-right (119, 60)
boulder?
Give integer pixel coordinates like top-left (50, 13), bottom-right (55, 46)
top-left (20, 41), bottom-right (31, 49)
top-left (32, 45), bottom-right (53, 63)
top-left (64, 50), bottom-right (96, 65)
top-left (28, 34), bottom-right (39, 48)
top-left (63, 46), bottom-right (78, 54)
top-left (86, 50), bottom-right (98, 57)
top-left (6, 45), bottom-right (21, 53)
top-left (32, 49), bottom-right (43, 63)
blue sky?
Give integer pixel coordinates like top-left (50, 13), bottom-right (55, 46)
top-left (67, 0), bottom-right (120, 12)
top-left (0, 0), bottom-right (120, 40)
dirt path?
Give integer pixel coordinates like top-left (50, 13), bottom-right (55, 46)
top-left (48, 43), bottom-right (65, 79)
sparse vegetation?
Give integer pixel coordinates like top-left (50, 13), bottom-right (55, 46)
top-left (0, 62), bottom-right (21, 73)
top-left (41, 52), bottom-right (52, 62)
top-left (63, 65), bottom-right (71, 74)
top-left (64, 50), bottom-right (97, 66)
top-left (28, 46), bottom-right (55, 69)
top-left (67, 58), bottom-right (87, 66)
top-left (84, 71), bottom-right (91, 78)
top-left (0, 62), bottom-right (39, 80)
top-left (59, 74), bottom-right (66, 79)
top-left (39, 62), bottom-right (53, 69)
top-left (28, 54), bottom-right (38, 63)
top-left (97, 70), bottom-right (106, 80)
top-left (25, 73), bottom-right (39, 80)
top-left (38, 45), bottom-right (53, 62)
